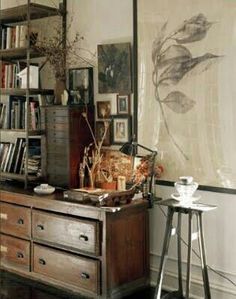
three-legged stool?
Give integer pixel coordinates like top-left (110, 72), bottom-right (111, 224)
top-left (154, 199), bottom-right (217, 299)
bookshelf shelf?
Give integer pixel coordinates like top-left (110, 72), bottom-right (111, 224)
top-left (0, 172), bottom-right (38, 182)
top-left (0, 3), bottom-right (60, 25)
top-left (0, 88), bottom-right (54, 96)
top-left (0, 129), bottom-right (44, 136)
top-left (0, 48), bottom-right (43, 60)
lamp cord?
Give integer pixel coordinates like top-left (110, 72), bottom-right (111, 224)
top-left (157, 205), bottom-right (236, 288)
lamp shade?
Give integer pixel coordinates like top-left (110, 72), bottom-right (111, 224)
top-left (119, 142), bottom-right (137, 156)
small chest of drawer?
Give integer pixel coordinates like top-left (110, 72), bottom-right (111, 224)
top-left (0, 234), bottom-right (30, 271)
top-left (33, 244), bottom-right (100, 295)
top-left (32, 210), bottom-right (100, 256)
top-left (0, 203), bottom-right (31, 239)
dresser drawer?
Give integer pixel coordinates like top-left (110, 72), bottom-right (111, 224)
top-left (46, 130), bottom-right (68, 139)
top-left (46, 108), bottom-right (68, 118)
top-left (46, 122), bottom-right (69, 131)
top-left (0, 234), bottom-right (30, 271)
top-left (32, 210), bottom-right (100, 256)
top-left (33, 245), bottom-right (100, 294)
top-left (0, 203), bottom-right (31, 239)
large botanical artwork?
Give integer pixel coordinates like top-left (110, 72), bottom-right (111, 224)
top-left (137, 0), bottom-right (236, 189)
top-left (152, 14), bottom-right (221, 160)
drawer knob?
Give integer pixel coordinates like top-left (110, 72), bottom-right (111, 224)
top-left (79, 234), bottom-right (88, 242)
top-left (81, 272), bottom-right (90, 280)
top-left (39, 258), bottom-right (46, 265)
top-left (17, 218), bottom-right (24, 225)
top-left (17, 252), bottom-right (24, 259)
top-left (37, 224), bottom-right (44, 230)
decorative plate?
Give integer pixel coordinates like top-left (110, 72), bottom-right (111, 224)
top-left (34, 184), bottom-right (55, 195)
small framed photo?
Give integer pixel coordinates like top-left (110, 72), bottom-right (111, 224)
top-left (96, 101), bottom-right (111, 119)
top-left (95, 121), bottom-right (111, 146)
top-left (117, 94), bottom-right (130, 114)
top-left (112, 115), bottom-right (132, 145)
top-left (68, 67), bottom-right (93, 105)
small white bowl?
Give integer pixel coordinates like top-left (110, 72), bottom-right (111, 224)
top-left (34, 184), bottom-right (55, 195)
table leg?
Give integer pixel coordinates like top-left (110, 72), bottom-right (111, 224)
top-left (197, 212), bottom-right (211, 299)
top-left (154, 208), bottom-right (174, 299)
top-left (177, 212), bottom-right (183, 297)
top-left (186, 211), bottom-right (193, 298)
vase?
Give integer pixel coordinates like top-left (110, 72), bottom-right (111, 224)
top-left (54, 79), bottom-right (66, 105)
top-left (97, 181), bottom-right (117, 190)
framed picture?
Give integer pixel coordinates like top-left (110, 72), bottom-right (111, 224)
top-left (95, 121), bottom-right (111, 146)
top-left (68, 67), bottom-right (93, 105)
top-left (112, 115), bottom-right (131, 145)
top-left (96, 101), bottom-right (111, 119)
top-left (117, 94), bottom-right (130, 115)
top-left (97, 42), bottom-right (132, 94)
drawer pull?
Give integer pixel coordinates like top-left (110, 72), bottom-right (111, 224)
top-left (39, 258), bottom-right (46, 265)
top-left (81, 272), bottom-right (90, 279)
top-left (17, 218), bottom-right (24, 225)
top-left (17, 252), bottom-right (24, 259)
top-left (0, 213), bottom-right (8, 220)
top-left (37, 224), bottom-right (44, 230)
top-left (79, 234), bottom-right (88, 242)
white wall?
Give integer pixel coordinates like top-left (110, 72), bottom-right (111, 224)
top-left (67, 0), bottom-right (133, 124)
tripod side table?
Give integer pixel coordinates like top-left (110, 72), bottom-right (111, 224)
top-left (154, 199), bottom-right (217, 299)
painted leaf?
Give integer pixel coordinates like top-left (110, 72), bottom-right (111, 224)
top-left (172, 14), bottom-right (212, 44)
top-left (158, 53), bottom-right (220, 86)
top-left (152, 22), bottom-right (168, 64)
top-left (162, 91), bottom-right (195, 113)
top-left (158, 45), bottom-right (192, 68)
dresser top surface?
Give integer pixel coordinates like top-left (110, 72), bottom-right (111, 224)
top-left (0, 183), bottom-right (148, 216)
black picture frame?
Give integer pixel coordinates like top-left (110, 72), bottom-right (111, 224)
top-left (111, 115), bottom-right (132, 145)
top-left (117, 94), bottom-right (131, 115)
top-left (68, 67), bottom-right (93, 105)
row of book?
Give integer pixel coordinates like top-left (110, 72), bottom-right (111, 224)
top-left (0, 138), bottom-right (41, 176)
top-left (1, 61), bottom-right (22, 88)
top-left (0, 25), bottom-right (38, 50)
top-left (0, 97), bottom-right (41, 130)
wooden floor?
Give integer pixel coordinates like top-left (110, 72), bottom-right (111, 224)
top-left (0, 270), bottom-right (168, 299)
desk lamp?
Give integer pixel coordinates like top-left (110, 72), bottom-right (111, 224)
top-left (119, 140), bottom-right (157, 208)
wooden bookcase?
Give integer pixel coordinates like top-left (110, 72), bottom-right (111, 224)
top-left (0, 2), bottom-right (62, 188)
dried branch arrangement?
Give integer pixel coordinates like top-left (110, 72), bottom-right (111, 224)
top-left (81, 111), bottom-right (110, 188)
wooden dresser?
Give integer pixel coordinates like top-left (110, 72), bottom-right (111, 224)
top-left (0, 185), bottom-right (150, 298)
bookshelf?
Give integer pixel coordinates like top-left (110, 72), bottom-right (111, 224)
top-left (0, 1), bottom-right (63, 187)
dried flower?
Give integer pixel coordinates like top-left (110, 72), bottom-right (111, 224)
top-left (133, 155), bottom-right (164, 185)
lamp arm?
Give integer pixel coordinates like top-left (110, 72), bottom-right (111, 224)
top-left (136, 143), bottom-right (158, 154)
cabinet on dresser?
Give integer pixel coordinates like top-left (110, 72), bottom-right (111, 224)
top-left (41, 105), bottom-right (94, 188)
top-left (0, 187), bottom-right (150, 299)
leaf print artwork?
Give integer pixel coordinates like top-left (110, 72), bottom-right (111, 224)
top-left (152, 13), bottom-right (222, 159)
